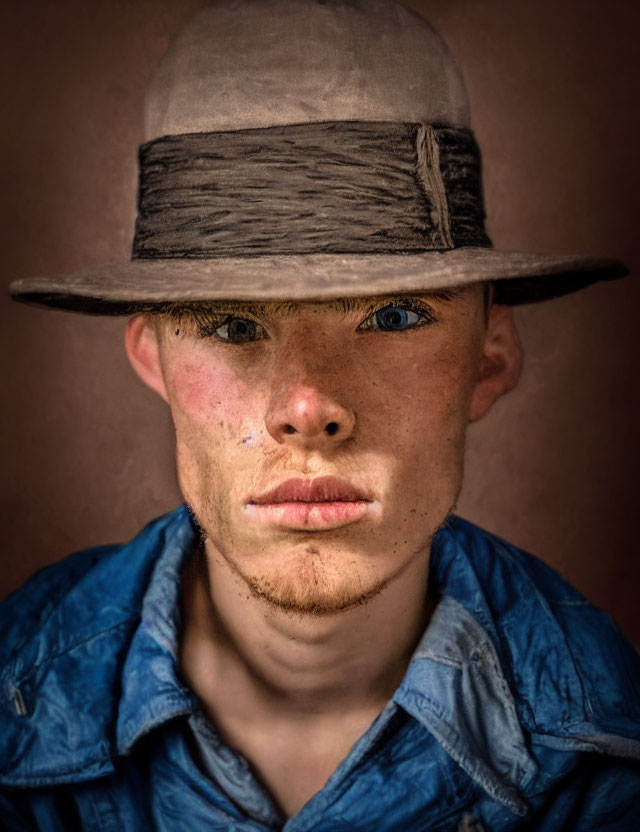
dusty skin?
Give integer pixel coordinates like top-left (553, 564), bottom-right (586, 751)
top-left (125, 286), bottom-right (522, 817)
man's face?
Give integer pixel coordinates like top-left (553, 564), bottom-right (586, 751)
top-left (129, 286), bottom-right (517, 615)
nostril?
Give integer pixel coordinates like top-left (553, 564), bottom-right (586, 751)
top-left (325, 422), bottom-right (339, 436)
top-left (283, 424), bottom-right (297, 435)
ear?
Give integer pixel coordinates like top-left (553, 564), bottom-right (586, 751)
top-left (124, 315), bottom-right (170, 403)
top-left (469, 304), bottom-right (523, 422)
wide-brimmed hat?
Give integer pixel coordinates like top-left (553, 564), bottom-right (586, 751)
top-left (8, 0), bottom-right (626, 313)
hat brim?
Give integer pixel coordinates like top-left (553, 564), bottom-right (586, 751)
top-left (8, 247), bottom-right (627, 314)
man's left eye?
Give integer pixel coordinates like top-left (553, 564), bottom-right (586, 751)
top-left (359, 304), bottom-right (430, 332)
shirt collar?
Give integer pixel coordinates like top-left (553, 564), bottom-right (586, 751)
top-left (116, 507), bottom-right (199, 754)
top-left (116, 509), bottom-right (536, 814)
top-left (395, 594), bottom-right (534, 816)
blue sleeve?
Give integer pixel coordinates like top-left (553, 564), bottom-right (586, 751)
top-left (525, 757), bottom-right (640, 831)
top-left (573, 759), bottom-right (640, 831)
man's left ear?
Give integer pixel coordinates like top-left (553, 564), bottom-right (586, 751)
top-left (469, 304), bottom-right (523, 422)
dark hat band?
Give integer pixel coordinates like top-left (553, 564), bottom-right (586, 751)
top-left (132, 121), bottom-right (491, 260)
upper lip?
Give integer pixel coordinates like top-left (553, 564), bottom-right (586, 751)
top-left (249, 476), bottom-right (370, 505)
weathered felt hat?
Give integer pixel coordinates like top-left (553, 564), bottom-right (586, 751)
top-left (9, 0), bottom-right (626, 313)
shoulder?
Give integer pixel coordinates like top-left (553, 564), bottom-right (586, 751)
top-left (0, 508), bottom-right (187, 672)
top-left (0, 543), bottom-right (122, 668)
top-left (436, 516), bottom-right (640, 744)
top-left (0, 507), bottom-right (191, 786)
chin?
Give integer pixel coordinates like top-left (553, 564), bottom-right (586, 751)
top-left (230, 543), bottom-right (394, 616)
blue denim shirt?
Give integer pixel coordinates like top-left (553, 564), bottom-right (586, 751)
top-left (1, 506), bottom-right (639, 830)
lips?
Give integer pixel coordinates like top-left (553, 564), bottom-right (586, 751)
top-left (245, 476), bottom-right (375, 530)
top-left (250, 476), bottom-right (369, 505)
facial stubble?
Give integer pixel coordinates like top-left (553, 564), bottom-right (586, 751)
top-left (188, 500), bottom-right (437, 617)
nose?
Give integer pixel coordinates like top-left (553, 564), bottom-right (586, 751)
top-left (265, 382), bottom-right (356, 448)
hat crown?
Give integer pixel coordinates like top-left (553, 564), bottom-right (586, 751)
top-left (145, 0), bottom-right (470, 140)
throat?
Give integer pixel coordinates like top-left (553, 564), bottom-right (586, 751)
top-left (178, 537), bottom-right (434, 815)
top-left (193, 691), bottom-right (392, 820)
top-left (179, 534), bottom-right (434, 712)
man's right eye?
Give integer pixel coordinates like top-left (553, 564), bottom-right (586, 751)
top-left (207, 316), bottom-right (264, 343)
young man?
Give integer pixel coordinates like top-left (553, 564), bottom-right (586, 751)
top-left (2, 1), bottom-right (639, 830)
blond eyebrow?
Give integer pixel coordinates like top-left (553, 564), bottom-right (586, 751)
top-left (146, 289), bottom-right (463, 319)
top-left (323, 289), bottom-right (463, 316)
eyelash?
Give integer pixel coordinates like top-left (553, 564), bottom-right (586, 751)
top-left (356, 300), bottom-right (437, 332)
top-left (189, 299), bottom-right (438, 342)
top-left (193, 314), bottom-right (265, 342)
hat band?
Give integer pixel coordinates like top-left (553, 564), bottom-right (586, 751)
top-left (132, 121), bottom-right (491, 259)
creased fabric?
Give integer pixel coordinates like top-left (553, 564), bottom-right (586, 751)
top-left (1, 507), bottom-right (639, 830)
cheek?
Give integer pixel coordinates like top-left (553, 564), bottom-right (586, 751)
top-left (163, 355), bottom-right (265, 517)
top-left (166, 358), bottom-right (256, 439)
top-left (387, 350), bottom-right (479, 512)
top-left (362, 346), bottom-right (478, 435)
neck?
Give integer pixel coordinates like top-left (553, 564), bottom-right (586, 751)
top-left (180, 540), bottom-right (433, 718)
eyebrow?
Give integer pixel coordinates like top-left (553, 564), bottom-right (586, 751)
top-left (148, 289), bottom-right (464, 319)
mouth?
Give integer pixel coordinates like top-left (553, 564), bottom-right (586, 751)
top-left (245, 476), bottom-right (376, 530)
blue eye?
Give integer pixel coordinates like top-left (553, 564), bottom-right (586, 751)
top-left (368, 304), bottom-right (424, 332)
top-left (214, 317), bottom-right (261, 343)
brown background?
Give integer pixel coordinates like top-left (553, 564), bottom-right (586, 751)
top-left (1, 1), bottom-right (639, 643)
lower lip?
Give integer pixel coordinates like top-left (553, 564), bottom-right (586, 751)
top-left (244, 500), bottom-right (374, 530)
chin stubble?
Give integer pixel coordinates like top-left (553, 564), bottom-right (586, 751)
top-left (186, 501), bottom-right (456, 618)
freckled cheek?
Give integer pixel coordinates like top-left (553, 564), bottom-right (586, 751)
top-left (360, 351), bottom-right (477, 432)
top-left (376, 353), bottom-right (476, 511)
top-left (165, 361), bottom-right (259, 437)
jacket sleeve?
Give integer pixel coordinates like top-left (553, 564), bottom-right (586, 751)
top-left (572, 758), bottom-right (640, 831)
top-left (519, 755), bottom-right (640, 832)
